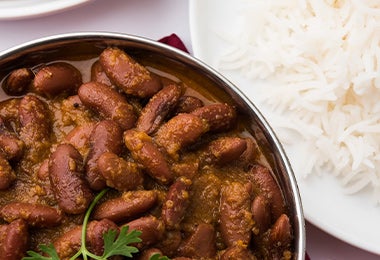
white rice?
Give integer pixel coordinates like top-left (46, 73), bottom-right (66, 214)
top-left (217, 0), bottom-right (380, 201)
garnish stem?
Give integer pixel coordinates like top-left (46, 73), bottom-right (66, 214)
top-left (69, 188), bottom-right (109, 260)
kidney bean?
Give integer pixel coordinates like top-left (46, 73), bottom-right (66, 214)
top-left (18, 94), bottom-right (52, 171)
top-left (250, 164), bottom-right (286, 220)
top-left (0, 133), bottom-right (24, 161)
top-left (177, 223), bottom-right (216, 258)
top-left (175, 95), bottom-right (204, 114)
top-left (54, 219), bottom-right (118, 259)
top-left (0, 202), bottom-right (62, 228)
top-left (251, 195), bottom-right (271, 235)
top-left (19, 95), bottom-right (51, 162)
top-left (19, 95), bottom-right (48, 128)
top-left (220, 245), bottom-right (256, 260)
top-left (86, 219), bottom-right (119, 256)
top-left (162, 177), bottom-right (192, 229)
top-left (93, 190), bottom-right (157, 223)
top-left (123, 215), bottom-right (165, 249)
top-left (78, 81), bottom-right (136, 130)
top-left (155, 113), bottom-right (208, 159)
top-left (53, 225), bottom-right (81, 259)
top-left (99, 47), bottom-right (162, 98)
top-left (124, 129), bottom-right (173, 184)
top-left (33, 62), bottom-right (82, 97)
top-left (0, 219), bottom-right (28, 260)
top-left (64, 122), bottom-right (95, 156)
top-left (64, 121), bottom-right (94, 142)
top-left (49, 144), bottom-right (93, 214)
top-left (37, 159), bottom-right (49, 180)
top-left (36, 159), bottom-right (56, 201)
top-left (136, 84), bottom-right (182, 134)
top-left (0, 155), bottom-right (16, 190)
top-left (268, 214), bottom-right (292, 249)
top-left (191, 103), bottom-right (236, 132)
top-left (97, 152), bottom-right (144, 191)
top-left (2, 68), bottom-right (34, 96)
top-left (85, 120), bottom-right (123, 190)
top-left (201, 136), bottom-right (247, 166)
top-left (91, 60), bottom-right (112, 86)
top-left (0, 224), bottom-right (6, 243)
top-left (220, 181), bottom-right (254, 247)
top-left (0, 226), bottom-right (6, 259)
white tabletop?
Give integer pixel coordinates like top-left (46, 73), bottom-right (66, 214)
top-left (0, 0), bottom-right (379, 259)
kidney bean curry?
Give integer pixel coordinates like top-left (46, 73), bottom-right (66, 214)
top-left (0, 44), bottom-right (294, 259)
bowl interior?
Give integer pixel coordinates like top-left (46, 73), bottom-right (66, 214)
top-left (0, 32), bottom-right (305, 259)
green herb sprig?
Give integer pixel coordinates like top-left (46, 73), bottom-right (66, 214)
top-left (22, 188), bottom-right (154, 260)
top-left (149, 253), bottom-right (171, 260)
top-left (23, 244), bottom-right (60, 260)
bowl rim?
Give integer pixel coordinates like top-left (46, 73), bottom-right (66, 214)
top-left (0, 31), bottom-right (306, 259)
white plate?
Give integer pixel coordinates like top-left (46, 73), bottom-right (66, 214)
top-left (0, 0), bottom-right (92, 20)
top-left (189, 0), bottom-right (380, 255)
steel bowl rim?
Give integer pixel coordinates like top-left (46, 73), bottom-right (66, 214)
top-left (0, 31), bottom-right (306, 259)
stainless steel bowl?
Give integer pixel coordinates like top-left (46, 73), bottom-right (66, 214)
top-left (0, 32), bottom-right (305, 259)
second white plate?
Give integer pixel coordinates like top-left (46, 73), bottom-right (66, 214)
top-left (189, 0), bottom-right (380, 255)
top-left (0, 0), bottom-right (92, 20)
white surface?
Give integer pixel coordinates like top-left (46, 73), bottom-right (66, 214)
top-left (190, 0), bottom-right (380, 258)
top-left (0, 0), bottom-right (192, 53)
top-left (0, 0), bottom-right (93, 20)
top-left (0, 0), bottom-right (379, 258)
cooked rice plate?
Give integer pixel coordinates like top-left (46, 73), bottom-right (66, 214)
top-left (217, 0), bottom-right (380, 201)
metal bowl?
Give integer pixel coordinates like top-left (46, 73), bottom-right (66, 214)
top-left (0, 32), bottom-right (305, 259)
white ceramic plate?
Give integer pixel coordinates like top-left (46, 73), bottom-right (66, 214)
top-left (0, 0), bottom-right (92, 20)
top-left (189, 0), bottom-right (380, 255)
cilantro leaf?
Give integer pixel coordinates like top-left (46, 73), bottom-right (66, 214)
top-left (101, 225), bottom-right (142, 258)
top-left (21, 189), bottom-right (170, 260)
top-left (23, 244), bottom-right (60, 260)
top-left (149, 253), bottom-right (171, 260)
